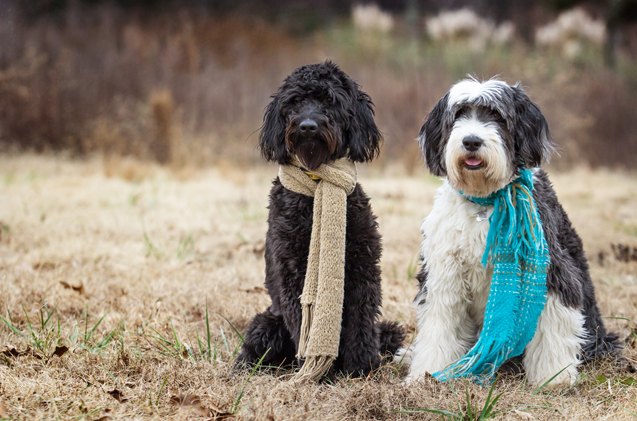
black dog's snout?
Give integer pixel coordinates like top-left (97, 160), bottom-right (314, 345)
top-left (462, 135), bottom-right (483, 152)
top-left (299, 119), bottom-right (318, 133)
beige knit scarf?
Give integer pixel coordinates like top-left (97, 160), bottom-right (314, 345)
top-left (278, 157), bottom-right (357, 382)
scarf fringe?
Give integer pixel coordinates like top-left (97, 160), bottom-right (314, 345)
top-left (292, 355), bottom-right (335, 382)
top-left (434, 338), bottom-right (512, 384)
top-left (296, 303), bottom-right (313, 357)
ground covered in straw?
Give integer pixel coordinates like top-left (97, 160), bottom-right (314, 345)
top-left (0, 155), bottom-right (636, 420)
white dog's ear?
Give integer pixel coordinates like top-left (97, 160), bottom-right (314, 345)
top-left (511, 86), bottom-right (555, 168)
top-left (418, 93), bottom-right (450, 176)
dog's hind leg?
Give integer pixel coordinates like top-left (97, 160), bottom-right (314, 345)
top-left (378, 320), bottom-right (405, 357)
top-left (235, 307), bottom-right (297, 370)
top-left (523, 294), bottom-right (586, 387)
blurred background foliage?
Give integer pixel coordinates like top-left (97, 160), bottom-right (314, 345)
top-left (0, 0), bottom-right (636, 171)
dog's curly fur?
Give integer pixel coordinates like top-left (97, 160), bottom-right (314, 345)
top-left (236, 61), bottom-right (404, 377)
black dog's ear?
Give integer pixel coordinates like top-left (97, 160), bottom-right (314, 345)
top-left (259, 95), bottom-right (288, 163)
top-left (511, 86), bottom-right (555, 168)
top-left (346, 91), bottom-right (382, 162)
top-left (418, 93), bottom-right (450, 176)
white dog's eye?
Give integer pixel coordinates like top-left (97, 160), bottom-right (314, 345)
top-left (488, 109), bottom-right (506, 124)
top-left (454, 106), bottom-right (470, 120)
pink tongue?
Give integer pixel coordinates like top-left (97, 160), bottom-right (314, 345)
top-left (465, 158), bottom-right (482, 166)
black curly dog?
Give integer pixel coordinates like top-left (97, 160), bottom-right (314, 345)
top-left (236, 61), bottom-right (404, 377)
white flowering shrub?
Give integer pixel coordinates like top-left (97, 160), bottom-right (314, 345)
top-left (426, 8), bottom-right (514, 51)
top-left (535, 8), bottom-right (606, 58)
top-left (352, 4), bottom-right (394, 33)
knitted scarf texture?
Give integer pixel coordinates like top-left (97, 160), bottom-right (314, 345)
top-left (434, 168), bottom-right (550, 384)
top-left (278, 157), bottom-right (357, 382)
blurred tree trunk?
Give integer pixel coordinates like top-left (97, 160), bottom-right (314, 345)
top-left (604, 0), bottom-right (637, 68)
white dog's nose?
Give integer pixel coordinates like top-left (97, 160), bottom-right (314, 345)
top-left (462, 135), bottom-right (483, 151)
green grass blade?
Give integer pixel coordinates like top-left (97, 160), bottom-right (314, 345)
top-left (231, 348), bottom-right (269, 414)
top-left (205, 301), bottom-right (212, 362)
top-left (22, 305), bottom-right (33, 330)
top-left (93, 328), bottom-right (118, 352)
top-left (41, 307), bottom-right (54, 330)
top-left (465, 387), bottom-right (476, 419)
top-left (218, 314), bottom-right (244, 344)
top-left (532, 365), bottom-right (572, 394)
top-left (196, 335), bottom-right (205, 357)
top-left (86, 315), bottom-right (106, 342)
top-left (219, 327), bottom-right (230, 353)
top-left (398, 407), bottom-right (461, 419)
top-left (83, 310), bottom-right (89, 342)
top-left (0, 315), bottom-right (22, 335)
top-left (480, 381), bottom-right (503, 420)
top-left (170, 322), bottom-right (183, 353)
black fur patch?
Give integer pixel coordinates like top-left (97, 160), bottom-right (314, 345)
top-left (418, 93), bottom-right (450, 176)
top-left (533, 169), bottom-right (620, 361)
top-left (510, 86), bottom-right (554, 168)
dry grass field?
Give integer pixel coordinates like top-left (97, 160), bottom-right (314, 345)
top-left (0, 154), bottom-right (636, 420)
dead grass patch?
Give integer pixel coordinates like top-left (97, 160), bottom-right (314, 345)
top-left (0, 154), bottom-right (636, 419)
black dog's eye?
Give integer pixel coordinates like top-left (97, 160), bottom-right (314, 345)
top-left (284, 96), bottom-right (302, 107)
top-left (281, 99), bottom-right (301, 116)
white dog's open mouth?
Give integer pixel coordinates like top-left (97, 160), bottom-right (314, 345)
top-left (463, 156), bottom-right (484, 170)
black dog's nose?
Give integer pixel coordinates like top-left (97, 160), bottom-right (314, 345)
top-left (462, 135), bottom-right (483, 152)
top-left (299, 119), bottom-right (318, 133)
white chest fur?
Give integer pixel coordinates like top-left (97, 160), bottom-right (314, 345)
top-left (420, 181), bottom-right (493, 325)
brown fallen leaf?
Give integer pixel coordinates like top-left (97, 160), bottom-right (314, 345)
top-left (52, 345), bottom-right (69, 358)
top-left (59, 281), bottom-right (85, 295)
top-left (33, 261), bottom-right (57, 271)
top-left (210, 402), bottom-right (234, 420)
top-left (2, 347), bottom-right (21, 358)
top-left (170, 394), bottom-right (218, 417)
top-left (2, 346), bottom-right (43, 360)
top-left (241, 286), bottom-right (266, 294)
top-left (252, 240), bottom-right (265, 255)
top-left (170, 394), bottom-right (202, 406)
top-left (2, 347), bottom-right (30, 358)
top-left (107, 389), bottom-right (128, 403)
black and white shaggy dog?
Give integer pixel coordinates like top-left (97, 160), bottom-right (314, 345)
top-left (236, 61), bottom-right (404, 377)
top-left (403, 77), bottom-right (620, 386)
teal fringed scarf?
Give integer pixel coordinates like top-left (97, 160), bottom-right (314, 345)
top-left (434, 168), bottom-right (550, 384)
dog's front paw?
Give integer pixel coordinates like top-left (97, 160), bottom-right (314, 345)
top-left (393, 347), bottom-right (413, 366)
top-left (407, 341), bottom-right (462, 381)
top-left (402, 372), bottom-right (423, 385)
top-left (404, 353), bottom-right (447, 384)
top-left (528, 365), bottom-right (578, 388)
top-left (402, 369), bottom-right (437, 385)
